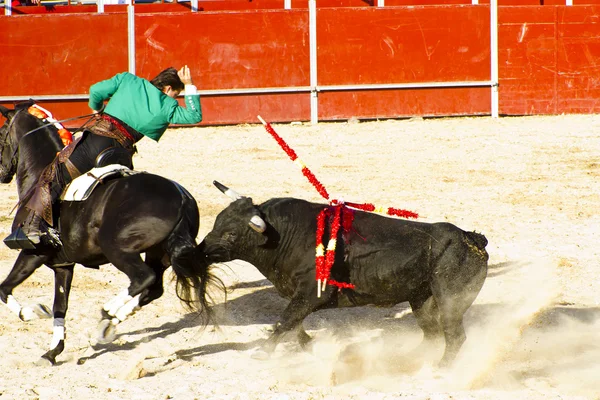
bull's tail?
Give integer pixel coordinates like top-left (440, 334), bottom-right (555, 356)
top-left (465, 231), bottom-right (488, 251)
top-left (166, 185), bottom-right (224, 326)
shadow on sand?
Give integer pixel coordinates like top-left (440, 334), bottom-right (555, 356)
top-left (78, 271), bottom-right (600, 375)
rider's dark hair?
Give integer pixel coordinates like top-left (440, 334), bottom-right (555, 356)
top-left (150, 67), bottom-right (185, 92)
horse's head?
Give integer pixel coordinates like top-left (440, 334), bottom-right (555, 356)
top-left (0, 105), bottom-right (64, 196)
top-left (0, 106), bottom-right (19, 183)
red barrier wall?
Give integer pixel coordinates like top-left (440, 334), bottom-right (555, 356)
top-left (499, 6), bottom-right (600, 114)
top-left (1, 4), bottom-right (600, 125)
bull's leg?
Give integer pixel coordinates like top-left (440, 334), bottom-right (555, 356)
top-left (296, 325), bottom-right (312, 349)
top-left (96, 251), bottom-right (156, 344)
top-left (39, 265), bottom-right (74, 366)
top-left (410, 295), bottom-right (443, 343)
top-left (432, 243), bottom-right (488, 367)
top-left (255, 286), bottom-right (330, 358)
top-left (0, 251), bottom-right (49, 321)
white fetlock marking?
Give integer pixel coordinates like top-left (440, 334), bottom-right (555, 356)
top-left (104, 289), bottom-right (132, 316)
top-left (114, 294), bottom-right (141, 322)
top-left (50, 318), bottom-right (65, 349)
top-left (6, 295), bottom-right (22, 316)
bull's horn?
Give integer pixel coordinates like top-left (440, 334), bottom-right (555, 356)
top-left (213, 180), bottom-right (242, 200)
top-left (249, 215), bottom-right (266, 233)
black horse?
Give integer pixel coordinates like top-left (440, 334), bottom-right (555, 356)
top-left (0, 105), bottom-right (220, 365)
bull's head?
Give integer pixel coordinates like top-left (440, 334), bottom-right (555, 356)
top-left (200, 181), bottom-right (269, 264)
top-left (213, 181), bottom-right (266, 233)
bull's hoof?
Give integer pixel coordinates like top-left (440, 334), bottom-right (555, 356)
top-left (96, 319), bottom-right (117, 344)
top-left (19, 304), bottom-right (52, 321)
top-left (35, 356), bottom-right (54, 367)
top-left (250, 349), bottom-right (271, 360)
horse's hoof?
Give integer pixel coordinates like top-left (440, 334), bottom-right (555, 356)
top-left (96, 319), bottom-right (117, 344)
top-left (19, 304), bottom-right (52, 321)
top-left (35, 357), bottom-right (54, 367)
top-left (33, 304), bottom-right (53, 318)
top-left (250, 349), bottom-right (270, 360)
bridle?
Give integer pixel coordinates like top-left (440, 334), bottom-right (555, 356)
top-left (3, 110), bottom-right (98, 163)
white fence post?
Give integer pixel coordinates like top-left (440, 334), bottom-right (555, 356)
top-left (490, 0), bottom-right (499, 117)
top-left (128, 1), bottom-right (135, 74)
top-left (309, 0), bottom-right (318, 124)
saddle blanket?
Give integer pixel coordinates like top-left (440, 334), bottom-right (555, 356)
top-left (62, 164), bottom-right (137, 202)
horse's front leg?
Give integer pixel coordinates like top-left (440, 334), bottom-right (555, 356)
top-left (0, 251), bottom-right (51, 321)
top-left (38, 265), bottom-right (74, 366)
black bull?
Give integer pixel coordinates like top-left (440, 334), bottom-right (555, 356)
top-left (200, 182), bottom-right (489, 366)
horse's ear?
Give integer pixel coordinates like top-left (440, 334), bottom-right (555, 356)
top-left (15, 100), bottom-right (35, 111)
top-left (0, 105), bottom-right (11, 118)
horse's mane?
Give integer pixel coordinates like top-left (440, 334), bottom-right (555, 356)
top-left (12, 110), bottom-right (65, 199)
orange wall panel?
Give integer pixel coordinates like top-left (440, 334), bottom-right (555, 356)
top-left (317, 6), bottom-right (490, 86)
top-left (556, 6), bottom-right (600, 113)
top-left (498, 5), bottom-right (600, 115)
top-left (202, 93), bottom-right (310, 124)
top-left (319, 87), bottom-right (490, 120)
top-left (0, 14), bottom-right (129, 95)
top-left (135, 11), bottom-right (310, 89)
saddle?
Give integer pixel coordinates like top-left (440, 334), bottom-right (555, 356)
top-left (4, 165), bottom-right (138, 251)
top-left (62, 164), bottom-right (138, 202)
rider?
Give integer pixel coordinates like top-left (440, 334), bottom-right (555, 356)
top-left (13, 65), bottom-right (202, 248)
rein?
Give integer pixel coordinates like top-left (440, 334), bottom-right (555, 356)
top-left (8, 111), bottom-right (98, 162)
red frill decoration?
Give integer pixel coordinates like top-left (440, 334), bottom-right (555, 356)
top-left (302, 167), bottom-right (329, 200)
top-left (345, 201), bottom-right (419, 219)
top-left (260, 116), bottom-right (419, 292)
top-left (263, 121), bottom-right (298, 161)
top-left (315, 205), bottom-right (355, 290)
top-left (315, 209), bottom-right (327, 281)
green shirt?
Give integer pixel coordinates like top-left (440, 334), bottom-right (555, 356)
top-left (88, 72), bottom-right (202, 142)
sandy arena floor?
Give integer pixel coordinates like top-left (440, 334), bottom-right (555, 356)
top-left (0, 114), bottom-right (599, 399)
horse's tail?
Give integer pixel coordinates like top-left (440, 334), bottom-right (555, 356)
top-left (166, 184), bottom-right (224, 326)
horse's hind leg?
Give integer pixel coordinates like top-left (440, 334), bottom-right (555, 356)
top-left (0, 251), bottom-right (51, 321)
top-left (39, 265), bottom-right (74, 366)
top-left (96, 251), bottom-right (157, 343)
top-left (139, 248), bottom-right (168, 307)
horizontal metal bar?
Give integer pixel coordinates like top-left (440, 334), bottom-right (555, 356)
top-left (0, 94), bottom-right (91, 101)
top-left (318, 80), bottom-right (494, 92)
top-left (0, 80), bottom-right (494, 102)
top-left (200, 86), bottom-right (312, 95)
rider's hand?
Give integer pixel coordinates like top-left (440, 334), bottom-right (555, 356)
top-left (178, 65), bottom-right (193, 86)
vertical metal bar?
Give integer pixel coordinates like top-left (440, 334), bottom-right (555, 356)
top-left (377, 0), bottom-right (384, 7)
top-left (97, 0), bottom-right (104, 14)
top-left (5, 0), bottom-right (12, 15)
top-left (566, 0), bottom-right (573, 5)
top-left (309, 0), bottom-right (318, 124)
top-left (128, 2), bottom-right (135, 74)
top-left (472, 0), bottom-right (478, 4)
top-left (490, 0), bottom-right (499, 117)
top-left (191, 0), bottom-right (198, 12)
top-left (284, 0), bottom-right (291, 9)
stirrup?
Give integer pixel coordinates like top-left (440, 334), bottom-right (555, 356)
top-left (3, 228), bottom-right (37, 250)
top-left (3, 227), bottom-right (62, 250)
